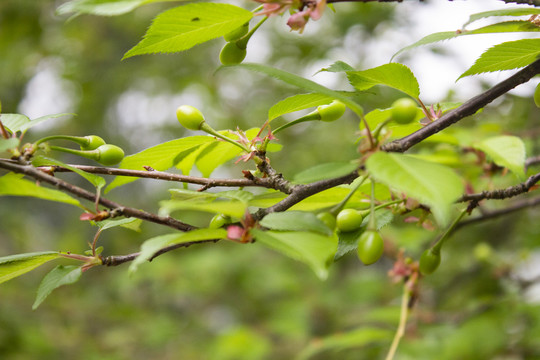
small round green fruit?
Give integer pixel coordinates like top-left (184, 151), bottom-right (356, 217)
top-left (419, 249), bottom-right (441, 275)
top-left (219, 42), bottom-right (247, 66)
top-left (95, 144), bottom-right (124, 165)
top-left (80, 135), bottom-right (106, 151)
top-left (336, 209), bottom-right (363, 232)
top-left (391, 98), bottom-right (418, 124)
top-left (357, 230), bottom-right (384, 265)
top-left (317, 100), bottom-right (347, 122)
top-left (176, 105), bottom-right (206, 131)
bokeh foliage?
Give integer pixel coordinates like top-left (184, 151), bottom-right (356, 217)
top-left (1, 1), bottom-right (540, 359)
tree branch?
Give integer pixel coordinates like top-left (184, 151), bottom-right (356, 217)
top-left (381, 59), bottom-right (540, 153)
top-left (33, 162), bottom-right (274, 190)
top-left (253, 170), bottom-right (360, 219)
top-left (101, 239), bottom-right (220, 267)
top-left (457, 195), bottom-right (540, 229)
top-left (458, 172), bottom-right (540, 203)
top-left (0, 160), bottom-right (194, 231)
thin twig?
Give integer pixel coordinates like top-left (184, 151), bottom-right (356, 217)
top-left (382, 59), bottom-right (540, 153)
top-left (458, 172), bottom-right (540, 203)
top-left (457, 195), bottom-right (540, 229)
top-left (385, 283), bottom-right (410, 360)
top-left (101, 238), bottom-right (220, 266)
top-left (253, 170), bottom-right (360, 220)
top-left (0, 160), bottom-right (194, 231)
top-left (32, 162), bottom-right (273, 189)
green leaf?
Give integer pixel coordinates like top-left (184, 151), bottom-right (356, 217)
top-left (96, 217), bottom-right (143, 232)
top-left (335, 228), bottom-right (364, 260)
top-left (393, 21), bottom-right (540, 60)
top-left (225, 63), bottom-right (365, 117)
top-left (106, 136), bottom-right (213, 192)
top-left (463, 8), bottom-right (540, 28)
top-left (459, 39), bottom-right (540, 79)
top-left (195, 128), bottom-right (269, 177)
top-left (129, 229), bottom-right (227, 273)
top-left (347, 63), bottom-right (420, 98)
top-left (123, 3), bottom-right (253, 59)
top-left (19, 113), bottom-right (73, 133)
top-left (1, 114), bottom-right (30, 133)
top-left (251, 229), bottom-right (337, 280)
top-left (32, 265), bottom-right (82, 310)
top-left (317, 61), bottom-right (355, 73)
top-left (268, 93), bottom-right (335, 121)
top-left (0, 173), bottom-right (81, 207)
top-left (259, 211), bottom-right (333, 236)
top-left (57, 0), bottom-right (179, 16)
top-left (0, 113), bottom-right (73, 134)
top-left (32, 155), bottom-right (106, 190)
top-left (176, 141), bottom-right (215, 175)
top-left (473, 135), bottom-right (526, 180)
top-left (0, 138), bottom-right (19, 152)
top-left (195, 141), bottom-right (241, 178)
top-left (293, 162), bottom-right (358, 184)
top-left (366, 152), bottom-right (464, 226)
top-left (0, 251), bottom-right (61, 285)
top-left (159, 199), bottom-right (247, 218)
top-left (296, 327), bottom-right (391, 360)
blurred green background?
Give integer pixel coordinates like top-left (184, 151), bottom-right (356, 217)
top-left (2, 1), bottom-right (540, 359)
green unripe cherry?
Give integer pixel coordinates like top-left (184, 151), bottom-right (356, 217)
top-left (80, 135), bottom-right (106, 150)
top-left (317, 100), bottom-right (347, 122)
top-left (357, 230), bottom-right (384, 265)
top-left (534, 83), bottom-right (540, 108)
top-left (336, 209), bottom-right (364, 232)
top-left (50, 144), bottom-right (124, 165)
top-left (209, 214), bottom-right (230, 229)
top-left (419, 249), bottom-right (441, 275)
top-left (95, 144), bottom-right (124, 165)
top-left (219, 42), bottom-right (247, 66)
top-left (317, 212), bottom-right (336, 231)
top-left (391, 98), bottom-right (418, 124)
top-left (176, 105), bottom-right (206, 131)
top-left (224, 23), bottom-right (249, 42)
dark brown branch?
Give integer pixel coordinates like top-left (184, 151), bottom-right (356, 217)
top-left (458, 172), bottom-right (540, 203)
top-left (36, 163), bottom-right (272, 189)
top-left (101, 239), bottom-right (220, 267)
top-left (381, 59), bottom-right (540, 153)
top-left (0, 160), bottom-right (194, 231)
top-left (457, 195), bottom-right (540, 229)
top-left (254, 170), bottom-right (360, 219)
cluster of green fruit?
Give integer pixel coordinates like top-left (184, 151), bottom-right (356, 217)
top-left (318, 209), bottom-right (384, 265)
top-left (36, 135), bottom-right (124, 165)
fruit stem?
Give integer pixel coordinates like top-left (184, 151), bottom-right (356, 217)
top-left (416, 97), bottom-right (433, 122)
top-left (329, 175), bottom-right (366, 216)
top-left (272, 111), bottom-right (321, 135)
top-left (371, 118), bottom-right (392, 141)
top-left (368, 179), bottom-right (377, 230)
top-left (385, 282), bottom-right (411, 360)
top-left (49, 145), bottom-right (97, 158)
top-left (200, 123), bottom-right (251, 153)
top-left (360, 114), bottom-right (376, 150)
top-left (35, 135), bottom-right (87, 147)
top-left (236, 16), bottom-right (267, 49)
top-left (0, 119), bottom-right (9, 139)
top-left (431, 207), bottom-right (468, 255)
